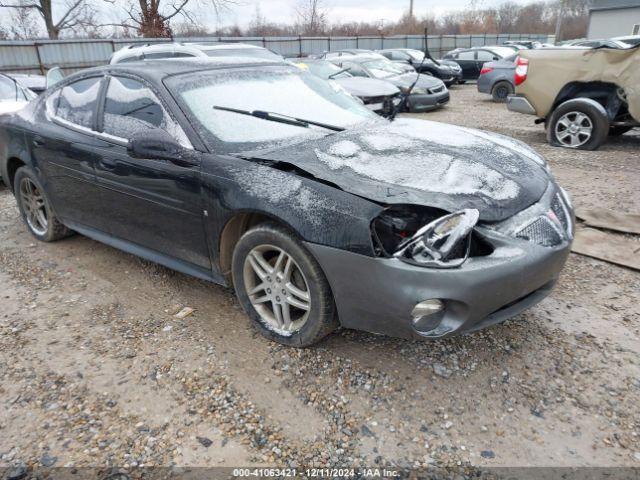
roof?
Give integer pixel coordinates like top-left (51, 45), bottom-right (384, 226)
top-left (589, 0), bottom-right (640, 10)
top-left (62, 58), bottom-right (291, 86)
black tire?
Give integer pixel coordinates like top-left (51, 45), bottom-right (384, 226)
top-left (231, 222), bottom-right (338, 347)
top-left (609, 125), bottom-right (633, 136)
top-left (491, 81), bottom-right (513, 103)
top-left (14, 166), bottom-right (72, 242)
top-left (546, 99), bottom-right (609, 150)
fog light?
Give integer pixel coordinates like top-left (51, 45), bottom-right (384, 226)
top-left (411, 299), bottom-right (445, 332)
top-left (412, 299), bottom-right (444, 318)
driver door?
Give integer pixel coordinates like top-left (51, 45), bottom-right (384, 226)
top-left (93, 75), bottom-right (211, 269)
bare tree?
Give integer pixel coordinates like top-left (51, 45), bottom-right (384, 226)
top-left (295, 0), bottom-right (327, 35)
top-left (0, 0), bottom-right (97, 39)
top-left (8, 0), bottom-right (42, 39)
top-left (104, 0), bottom-right (234, 38)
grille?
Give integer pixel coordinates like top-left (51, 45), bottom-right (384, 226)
top-left (429, 85), bottom-right (445, 94)
top-left (551, 194), bottom-right (569, 232)
top-left (516, 216), bottom-right (563, 247)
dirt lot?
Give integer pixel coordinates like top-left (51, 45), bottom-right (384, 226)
top-left (1, 85), bottom-right (639, 473)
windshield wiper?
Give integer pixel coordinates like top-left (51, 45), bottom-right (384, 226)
top-left (213, 106), bottom-right (345, 132)
top-left (328, 67), bottom-right (350, 79)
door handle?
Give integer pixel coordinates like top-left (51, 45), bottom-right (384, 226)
top-left (32, 136), bottom-right (44, 147)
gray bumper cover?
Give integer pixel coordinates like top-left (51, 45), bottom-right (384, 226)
top-left (305, 233), bottom-right (571, 340)
top-left (407, 90), bottom-right (450, 112)
top-left (507, 95), bottom-right (537, 115)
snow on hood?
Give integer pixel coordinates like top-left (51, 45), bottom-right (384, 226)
top-left (334, 77), bottom-right (399, 98)
top-left (249, 118), bottom-right (551, 222)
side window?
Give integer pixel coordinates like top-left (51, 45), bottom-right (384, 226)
top-left (143, 52), bottom-right (173, 60)
top-left (392, 51), bottom-right (408, 61)
top-left (380, 51), bottom-right (392, 60)
top-left (457, 50), bottom-right (476, 60)
top-left (477, 50), bottom-right (496, 61)
top-left (102, 76), bottom-right (189, 146)
top-left (56, 77), bottom-right (102, 129)
top-left (0, 76), bottom-right (17, 102)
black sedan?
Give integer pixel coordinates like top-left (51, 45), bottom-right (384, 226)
top-left (377, 49), bottom-right (463, 86)
top-left (0, 58), bottom-right (573, 347)
top-left (442, 46), bottom-right (518, 81)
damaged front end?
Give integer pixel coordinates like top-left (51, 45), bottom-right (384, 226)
top-left (371, 205), bottom-right (494, 268)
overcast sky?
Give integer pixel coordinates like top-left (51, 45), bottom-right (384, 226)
top-left (203, 0), bottom-right (540, 29)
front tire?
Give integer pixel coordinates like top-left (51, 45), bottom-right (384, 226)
top-left (231, 223), bottom-right (338, 347)
top-left (14, 166), bottom-right (72, 242)
top-left (547, 99), bottom-right (609, 150)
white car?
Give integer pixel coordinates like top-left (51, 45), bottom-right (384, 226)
top-left (110, 42), bottom-right (284, 64)
top-left (0, 73), bottom-right (36, 116)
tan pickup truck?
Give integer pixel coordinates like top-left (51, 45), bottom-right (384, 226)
top-left (506, 46), bottom-right (639, 150)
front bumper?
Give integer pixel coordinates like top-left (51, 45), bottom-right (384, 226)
top-left (406, 89), bottom-right (450, 112)
top-left (306, 230), bottom-right (571, 340)
top-left (507, 95), bottom-right (537, 115)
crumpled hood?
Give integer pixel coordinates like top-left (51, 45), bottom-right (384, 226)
top-left (248, 118), bottom-right (551, 222)
top-left (334, 77), bottom-right (399, 98)
top-left (386, 72), bottom-right (443, 90)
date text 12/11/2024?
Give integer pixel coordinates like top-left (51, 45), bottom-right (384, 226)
top-left (232, 468), bottom-right (400, 477)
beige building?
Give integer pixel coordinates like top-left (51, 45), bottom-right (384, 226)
top-left (587, 0), bottom-right (640, 38)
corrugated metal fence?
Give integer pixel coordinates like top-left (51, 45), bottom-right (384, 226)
top-left (0, 33), bottom-right (554, 75)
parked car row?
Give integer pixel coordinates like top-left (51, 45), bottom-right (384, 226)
top-left (0, 50), bottom-right (575, 347)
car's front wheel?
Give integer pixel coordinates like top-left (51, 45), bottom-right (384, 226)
top-left (547, 99), bottom-right (609, 150)
top-left (232, 223), bottom-right (338, 347)
top-left (14, 166), bottom-right (72, 242)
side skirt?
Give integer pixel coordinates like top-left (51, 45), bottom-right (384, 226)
top-left (65, 221), bottom-right (227, 287)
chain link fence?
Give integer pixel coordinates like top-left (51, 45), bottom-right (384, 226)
top-left (0, 33), bottom-right (554, 75)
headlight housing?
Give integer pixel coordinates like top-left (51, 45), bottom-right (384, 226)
top-left (393, 209), bottom-right (480, 268)
top-left (410, 87), bottom-right (428, 95)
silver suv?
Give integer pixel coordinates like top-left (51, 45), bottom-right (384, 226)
top-left (110, 42), bottom-right (283, 64)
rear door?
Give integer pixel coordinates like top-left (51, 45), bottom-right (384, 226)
top-left (33, 76), bottom-right (106, 229)
top-left (455, 50), bottom-right (477, 79)
top-left (476, 50), bottom-right (500, 78)
top-left (93, 75), bottom-right (211, 269)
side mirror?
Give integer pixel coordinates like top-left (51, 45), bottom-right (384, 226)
top-left (127, 129), bottom-right (198, 166)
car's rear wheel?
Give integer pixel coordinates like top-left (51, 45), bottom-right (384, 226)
top-left (609, 125), bottom-right (633, 136)
top-left (491, 81), bottom-right (513, 102)
top-left (232, 222), bottom-right (338, 347)
top-left (14, 166), bottom-right (72, 242)
top-left (547, 99), bottom-right (609, 150)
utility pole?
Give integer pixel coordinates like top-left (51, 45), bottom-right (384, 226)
top-left (409, 0), bottom-right (414, 18)
top-left (554, 0), bottom-right (565, 42)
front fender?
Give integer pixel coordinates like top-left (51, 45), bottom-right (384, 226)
top-left (201, 155), bottom-right (384, 258)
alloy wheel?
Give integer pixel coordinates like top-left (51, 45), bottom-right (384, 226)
top-left (555, 111), bottom-right (593, 148)
top-left (495, 85), bottom-right (509, 99)
top-left (243, 244), bottom-right (311, 335)
top-left (19, 177), bottom-right (48, 236)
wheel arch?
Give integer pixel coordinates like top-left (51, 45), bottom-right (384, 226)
top-left (218, 210), bottom-right (302, 284)
top-left (551, 81), bottom-right (624, 121)
top-left (4, 156), bottom-right (26, 192)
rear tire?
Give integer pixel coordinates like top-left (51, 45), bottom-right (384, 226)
top-left (231, 222), bottom-right (338, 347)
top-left (491, 81), bottom-right (513, 103)
top-left (547, 99), bottom-right (609, 150)
top-left (14, 166), bottom-right (72, 242)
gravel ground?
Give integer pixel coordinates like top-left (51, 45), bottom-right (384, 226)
top-left (0, 85), bottom-right (639, 474)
